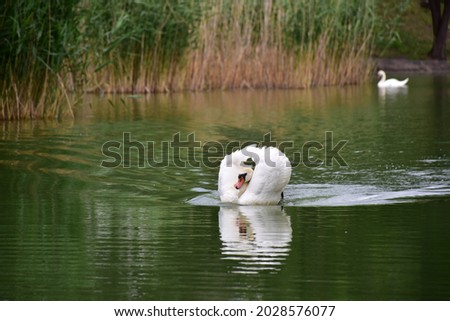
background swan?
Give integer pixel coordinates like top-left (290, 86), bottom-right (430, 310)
top-left (218, 145), bottom-right (291, 205)
top-left (377, 70), bottom-right (408, 88)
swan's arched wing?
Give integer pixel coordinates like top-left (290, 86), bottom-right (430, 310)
top-left (239, 146), bottom-right (291, 204)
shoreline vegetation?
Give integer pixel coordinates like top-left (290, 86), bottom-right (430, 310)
top-left (0, 0), bottom-right (434, 120)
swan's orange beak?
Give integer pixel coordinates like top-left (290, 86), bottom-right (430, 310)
top-left (234, 173), bottom-right (247, 189)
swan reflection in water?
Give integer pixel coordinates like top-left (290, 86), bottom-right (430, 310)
top-left (378, 86), bottom-right (408, 107)
top-left (218, 205), bottom-right (292, 274)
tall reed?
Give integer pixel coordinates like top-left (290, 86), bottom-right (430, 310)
top-left (0, 0), bottom-right (78, 120)
top-left (87, 0), bottom-right (376, 93)
top-left (77, 0), bottom-right (200, 93)
top-left (1, 0), bottom-right (380, 120)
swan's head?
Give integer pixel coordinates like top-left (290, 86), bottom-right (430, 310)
top-left (233, 167), bottom-right (253, 190)
top-left (377, 70), bottom-right (385, 78)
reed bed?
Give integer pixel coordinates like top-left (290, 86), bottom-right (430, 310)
top-left (0, 0), bottom-right (77, 119)
top-left (184, 0), bottom-right (375, 91)
top-left (1, 0), bottom-right (379, 120)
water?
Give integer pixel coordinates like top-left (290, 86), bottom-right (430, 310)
top-left (1, 75), bottom-right (450, 300)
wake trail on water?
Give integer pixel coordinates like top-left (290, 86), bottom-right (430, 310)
top-left (188, 183), bottom-right (450, 207)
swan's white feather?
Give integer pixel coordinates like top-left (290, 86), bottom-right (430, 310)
top-left (218, 145), bottom-right (291, 205)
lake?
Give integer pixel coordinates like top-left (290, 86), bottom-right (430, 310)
top-left (1, 74), bottom-right (449, 300)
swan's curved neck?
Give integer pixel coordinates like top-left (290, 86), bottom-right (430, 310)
top-left (379, 71), bottom-right (386, 83)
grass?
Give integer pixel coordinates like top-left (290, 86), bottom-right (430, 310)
top-left (0, 0), bottom-right (421, 120)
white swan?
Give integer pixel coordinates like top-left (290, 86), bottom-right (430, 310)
top-left (218, 145), bottom-right (291, 205)
top-left (377, 70), bottom-right (409, 88)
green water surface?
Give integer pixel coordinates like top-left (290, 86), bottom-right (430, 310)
top-left (1, 74), bottom-right (449, 300)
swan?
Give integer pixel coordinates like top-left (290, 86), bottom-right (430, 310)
top-left (377, 70), bottom-right (409, 88)
top-left (218, 145), bottom-right (291, 205)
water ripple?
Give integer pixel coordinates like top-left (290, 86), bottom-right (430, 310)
top-left (189, 183), bottom-right (450, 207)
